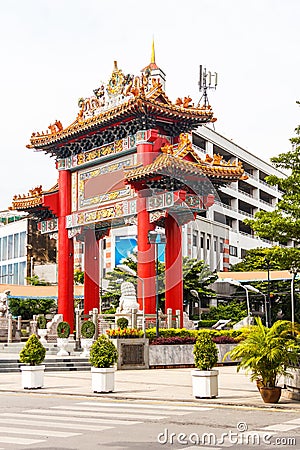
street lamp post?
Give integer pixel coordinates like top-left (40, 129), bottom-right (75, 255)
top-left (265, 258), bottom-right (272, 327)
top-left (148, 231), bottom-right (167, 338)
top-left (117, 264), bottom-right (145, 332)
top-left (290, 267), bottom-right (298, 327)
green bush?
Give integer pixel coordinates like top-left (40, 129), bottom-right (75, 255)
top-left (81, 320), bottom-right (96, 339)
top-left (198, 319), bottom-right (217, 328)
top-left (193, 332), bottom-right (218, 370)
top-left (57, 321), bottom-right (70, 338)
top-left (19, 334), bottom-right (46, 366)
top-left (9, 297), bottom-right (57, 320)
top-left (89, 335), bottom-right (118, 368)
top-left (201, 301), bottom-right (247, 324)
top-left (37, 316), bottom-right (47, 329)
top-left (145, 327), bottom-right (247, 342)
top-left (116, 317), bottom-right (129, 329)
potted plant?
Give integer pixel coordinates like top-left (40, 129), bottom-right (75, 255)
top-left (19, 334), bottom-right (46, 389)
top-left (56, 321), bottom-right (70, 356)
top-left (89, 334), bottom-right (118, 393)
top-left (224, 318), bottom-right (300, 403)
top-left (116, 317), bottom-right (129, 329)
top-left (191, 332), bottom-right (219, 398)
top-left (37, 315), bottom-right (48, 345)
top-left (80, 320), bottom-right (96, 357)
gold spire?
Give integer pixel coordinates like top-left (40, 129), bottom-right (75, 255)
top-left (151, 38), bottom-right (155, 64)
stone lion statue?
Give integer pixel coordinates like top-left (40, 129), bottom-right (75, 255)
top-left (117, 282), bottom-right (140, 313)
top-left (0, 290), bottom-right (10, 317)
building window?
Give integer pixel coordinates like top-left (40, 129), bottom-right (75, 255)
top-left (8, 264), bottom-right (13, 283)
top-left (220, 240), bottom-right (224, 253)
top-left (13, 263), bottom-right (18, 285)
top-left (214, 238), bottom-right (217, 252)
top-left (200, 234), bottom-right (204, 248)
top-left (14, 234), bottom-right (19, 259)
top-left (241, 248), bottom-right (247, 259)
top-left (229, 245), bottom-right (238, 257)
top-left (8, 235), bottom-right (13, 260)
top-left (19, 261), bottom-right (26, 285)
top-left (19, 232), bottom-right (26, 257)
top-left (2, 237), bottom-right (7, 261)
top-left (192, 231), bottom-right (198, 247)
top-left (1, 265), bottom-right (7, 283)
top-left (207, 237), bottom-right (210, 250)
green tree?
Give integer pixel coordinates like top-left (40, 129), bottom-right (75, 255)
top-left (8, 297), bottom-right (57, 320)
top-left (231, 246), bottom-right (300, 272)
top-left (182, 257), bottom-right (218, 310)
top-left (104, 255), bottom-right (217, 311)
top-left (245, 113), bottom-right (300, 244)
top-left (25, 275), bottom-right (50, 286)
top-left (74, 269), bottom-right (84, 285)
top-left (230, 246), bottom-right (300, 323)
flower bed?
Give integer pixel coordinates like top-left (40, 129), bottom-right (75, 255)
top-left (149, 335), bottom-right (237, 346)
top-left (106, 328), bottom-right (144, 339)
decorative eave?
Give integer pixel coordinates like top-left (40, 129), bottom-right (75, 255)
top-left (27, 65), bottom-right (216, 157)
top-left (10, 184), bottom-right (58, 220)
top-left (124, 138), bottom-right (247, 190)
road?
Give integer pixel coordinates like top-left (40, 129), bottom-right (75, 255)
top-left (0, 393), bottom-right (299, 449)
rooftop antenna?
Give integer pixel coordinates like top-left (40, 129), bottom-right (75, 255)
top-left (197, 65), bottom-right (218, 107)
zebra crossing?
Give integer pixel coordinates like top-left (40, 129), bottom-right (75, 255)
top-left (0, 400), bottom-right (299, 448)
top-left (0, 400), bottom-right (212, 447)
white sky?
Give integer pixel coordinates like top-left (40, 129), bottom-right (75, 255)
top-left (0, 0), bottom-right (299, 210)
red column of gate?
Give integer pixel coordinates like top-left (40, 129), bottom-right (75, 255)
top-left (136, 132), bottom-right (157, 314)
top-left (84, 229), bottom-right (100, 314)
top-left (165, 213), bottom-right (183, 327)
top-left (58, 169), bottom-right (74, 330)
top-left (137, 193), bottom-right (156, 313)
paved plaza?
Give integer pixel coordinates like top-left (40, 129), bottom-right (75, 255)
top-left (0, 363), bottom-right (299, 410)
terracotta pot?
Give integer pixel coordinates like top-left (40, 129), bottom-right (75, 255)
top-left (259, 386), bottom-right (282, 403)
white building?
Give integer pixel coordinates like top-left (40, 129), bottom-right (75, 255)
top-left (0, 211), bottom-right (57, 285)
top-left (185, 125), bottom-right (285, 271)
top-left (105, 125), bottom-right (285, 273)
top-left (0, 212), bottom-right (28, 285)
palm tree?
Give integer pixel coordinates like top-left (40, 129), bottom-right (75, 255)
top-left (225, 318), bottom-right (300, 388)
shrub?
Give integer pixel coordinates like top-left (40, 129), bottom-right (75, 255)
top-left (37, 316), bottom-right (47, 329)
top-left (116, 317), bottom-right (129, 329)
top-left (198, 319), bottom-right (217, 328)
top-left (201, 301), bottom-right (247, 324)
top-left (89, 335), bottom-right (118, 368)
top-left (212, 335), bottom-right (236, 344)
top-left (19, 334), bottom-right (46, 366)
top-left (81, 320), bottom-right (96, 339)
top-left (57, 321), bottom-right (70, 338)
top-left (193, 332), bottom-right (218, 370)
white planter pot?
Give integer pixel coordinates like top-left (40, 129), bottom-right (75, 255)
top-left (191, 369), bottom-right (219, 398)
top-left (91, 367), bottom-right (115, 393)
top-left (81, 338), bottom-right (93, 357)
top-left (37, 328), bottom-right (47, 345)
top-left (57, 338), bottom-right (69, 356)
top-left (20, 365), bottom-right (45, 389)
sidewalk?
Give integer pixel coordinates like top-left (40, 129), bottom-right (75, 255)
top-left (0, 363), bottom-right (299, 410)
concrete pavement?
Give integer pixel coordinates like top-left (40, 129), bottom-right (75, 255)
top-left (0, 362), bottom-right (299, 410)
